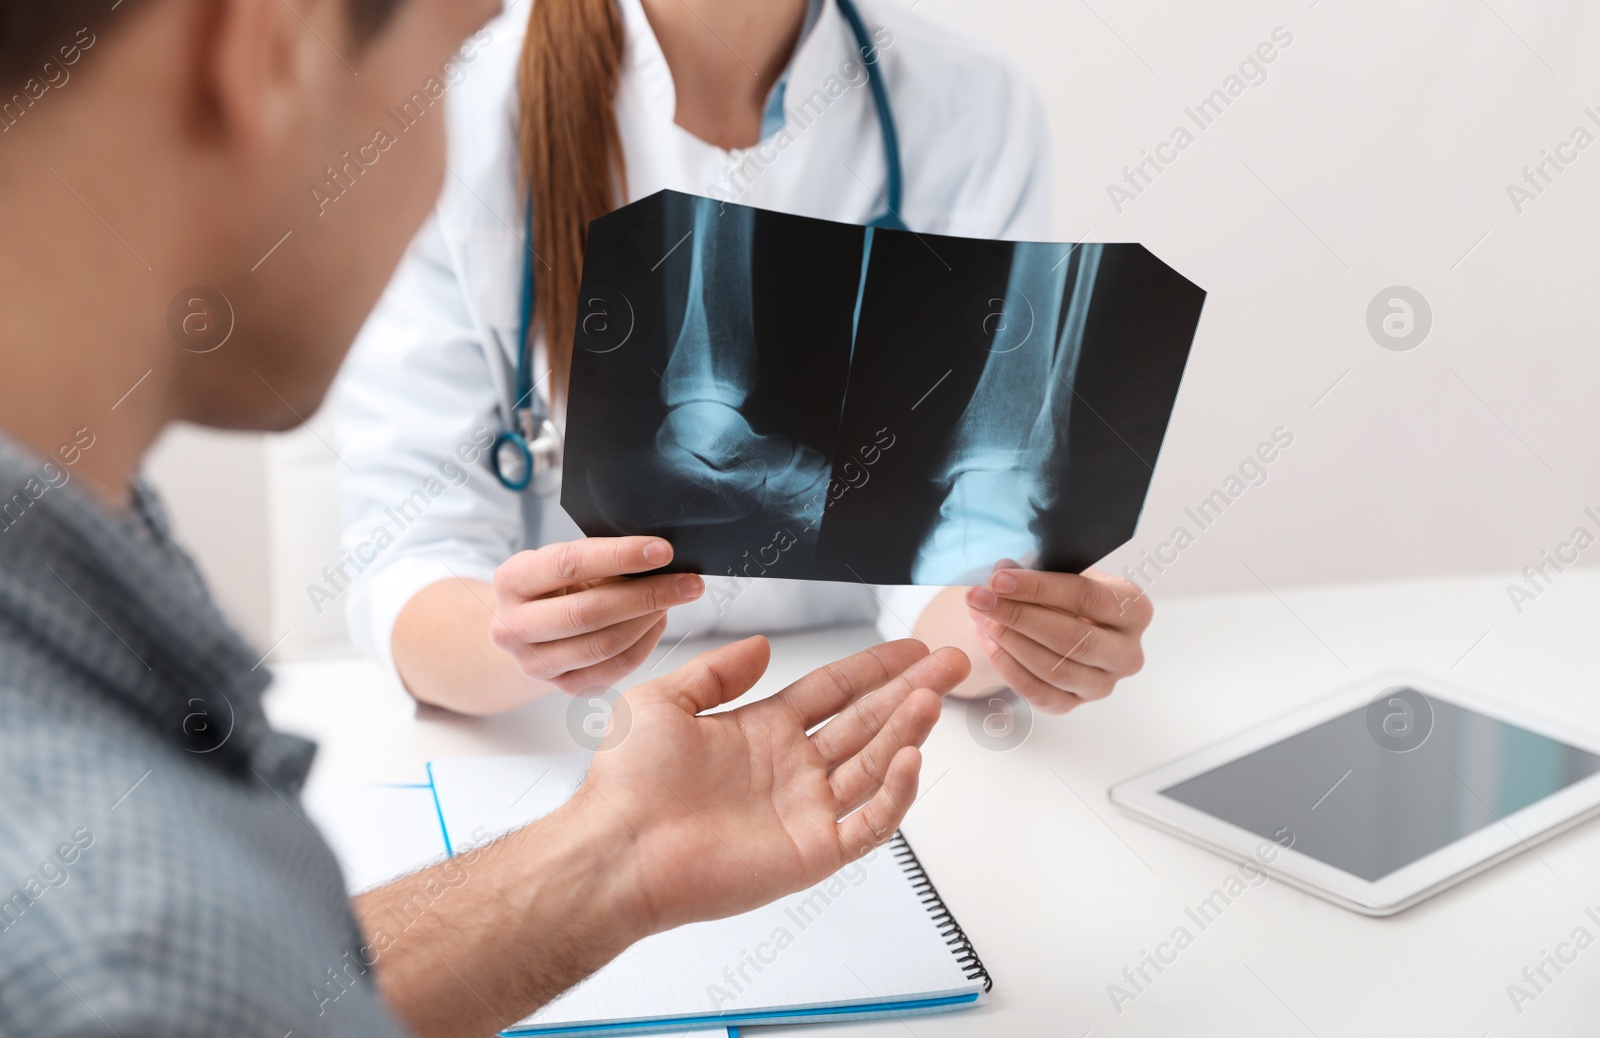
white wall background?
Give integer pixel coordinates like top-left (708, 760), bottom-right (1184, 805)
top-left (147, 0), bottom-right (1600, 660)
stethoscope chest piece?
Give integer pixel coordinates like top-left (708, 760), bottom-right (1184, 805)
top-left (492, 410), bottom-right (563, 495)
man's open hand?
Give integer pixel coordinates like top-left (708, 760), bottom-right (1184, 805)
top-left (575, 636), bottom-right (970, 936)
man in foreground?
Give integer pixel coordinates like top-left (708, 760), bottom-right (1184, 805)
top-left (0, 0), bottom-right (968, 1034)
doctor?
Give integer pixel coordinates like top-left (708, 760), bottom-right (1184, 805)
top-left (333, 0), bottom-right (1153, 715)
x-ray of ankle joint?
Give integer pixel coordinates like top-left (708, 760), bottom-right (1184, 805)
top-left (646, 196), bottom-right (832, 524)
top-left (564, 190), bottom-right (1205, 584)
top-left (912, 243), bottom-right (1105, 584)
top-left (654, 400), bottom-right (830, 512)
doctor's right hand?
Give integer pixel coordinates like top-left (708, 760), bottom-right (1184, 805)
top-left (488, 537), bottom-right (705, 694)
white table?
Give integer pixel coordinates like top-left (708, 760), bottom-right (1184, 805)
top-left (266, 568), bottom-right (1600, 1038)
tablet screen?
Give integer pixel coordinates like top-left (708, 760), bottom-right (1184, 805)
top-left (1160, 690), bottom-right (1600, 881)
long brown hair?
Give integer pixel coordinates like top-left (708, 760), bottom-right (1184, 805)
top-left (519, 0), bottom-right (629, 405)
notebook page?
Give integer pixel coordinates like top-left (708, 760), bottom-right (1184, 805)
top-left (428, 756), bottom-right (980, 1032)
top-left (426, 753), bottom-right (592, 852)
top-left (305, 776), bottom-right (731, 1038)
top-left (302, 784), bottom-right (449, 893)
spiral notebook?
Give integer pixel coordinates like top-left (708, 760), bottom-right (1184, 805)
top-left (425, 754), bottom-right (991, 1037)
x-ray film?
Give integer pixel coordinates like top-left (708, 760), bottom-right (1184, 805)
top-left (563, 190), bottom-right (1206, 586)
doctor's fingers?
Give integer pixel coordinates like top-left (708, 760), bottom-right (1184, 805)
top-left (495, 536), bottom-right (677, 599)
top-left (966, 596), bottom-right (1142, 675)
top-left (543, 615), bottom-right (670, 695)
top-left (497, 611), bottom-right (668, 689)
top-left (975, 636), bottom-right (1087, 716)
top-left (977, 566), bottom-right (1153, 632)
top-left (976, 618), bottom-right (1116, 705)
top-left (508, 572), bottom-right (704, 640)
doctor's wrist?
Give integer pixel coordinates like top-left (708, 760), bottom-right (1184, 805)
top-left (393, 577), bottom-right (560, 716)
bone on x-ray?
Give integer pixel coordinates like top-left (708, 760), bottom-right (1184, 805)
top-left (563, 190), bottom-right (1206, 587)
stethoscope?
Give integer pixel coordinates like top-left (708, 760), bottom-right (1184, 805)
top-left (491, 0), bottom-right (906, 493)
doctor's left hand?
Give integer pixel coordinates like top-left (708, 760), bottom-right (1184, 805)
top-left (489, 536), bottom-right (705, 694)
top-left (961, 562), bottom-right (1151, 715)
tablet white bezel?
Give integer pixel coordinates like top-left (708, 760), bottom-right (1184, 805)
top-left (1109, 668), bottom-right (1600, 916)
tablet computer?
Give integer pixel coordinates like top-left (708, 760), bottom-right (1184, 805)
top-left (1110, 669), bottom-right (1600, 915)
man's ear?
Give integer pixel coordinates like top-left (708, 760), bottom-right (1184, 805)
top-left (200, 0), bottom-right (348, 153)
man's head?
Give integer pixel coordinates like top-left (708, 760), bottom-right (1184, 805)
top-left (0, 0), bottom-right (499, 496)
top-left (0, 1), bottom-right (408, 86)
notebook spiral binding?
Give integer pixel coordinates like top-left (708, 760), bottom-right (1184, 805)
top-left (890, 831), bottom-right (993, 992)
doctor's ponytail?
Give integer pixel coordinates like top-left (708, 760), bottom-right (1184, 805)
top-left (520, 0), bottom-right (629, 405)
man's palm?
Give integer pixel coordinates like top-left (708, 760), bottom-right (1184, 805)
top-left (581, 636), bottom-right (968, 933)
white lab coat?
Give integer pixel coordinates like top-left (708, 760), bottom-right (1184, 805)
top-left (332, 0), bottom-right (1054, 684)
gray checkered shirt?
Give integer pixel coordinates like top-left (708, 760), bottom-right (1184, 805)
top-left (0, 437), bottom-right (405, 1037)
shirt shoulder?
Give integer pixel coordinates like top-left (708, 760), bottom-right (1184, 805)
top-left (0, 694), bottom-right (402, 1038)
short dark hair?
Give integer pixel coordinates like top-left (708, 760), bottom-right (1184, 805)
top-left (0, 0), bottom-right (407, 93)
